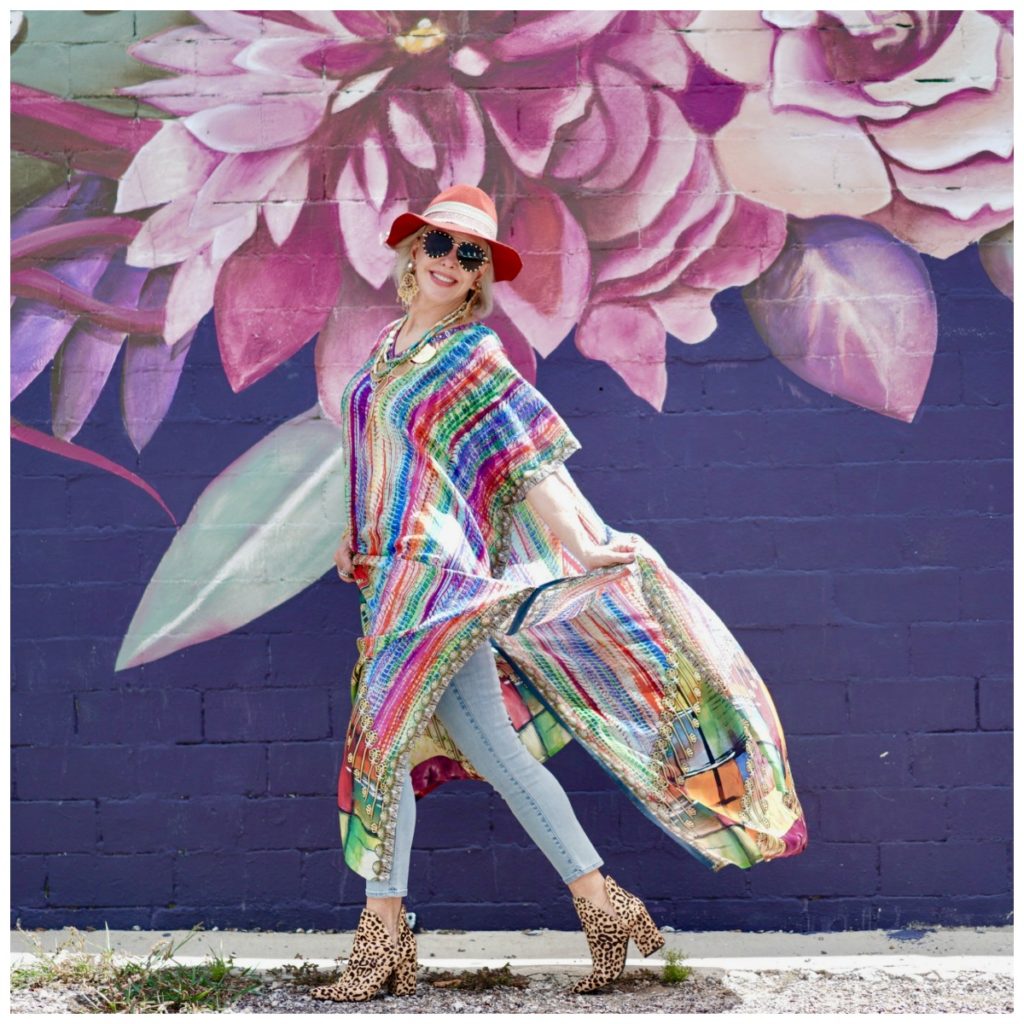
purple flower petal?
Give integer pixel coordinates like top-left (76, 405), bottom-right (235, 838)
top-left (51, 252), bottom-right (149, 441)
top-left (571, 91), bottom-right (697, 246)
top-left (163, 247), bottom-right (217, 346)
top-left (575, 301), bottom-right (668, 410)
top-left (183, 95), bottom-right (327, 154)
top-left (415, 85), bottom-right (486, 189)
top-left (314, 263), bottom-right (394, 424)
top-left (648, 283), bottom-right (718, 345)
top-left (889, 153), bottom-right (1012, 221)
top-left (121, 72), bottom-right (300, 118)
top-left (492, 183), bottom-right (590, 358)
top-left (12, 177), bottom-right (88, 238)
top-left (215, 206), bottom-right (341, 391)
top-left (335, 138), bottom-right (414, 291)
top-left (714, 92), bottom-right (892, 219)
top-left (128, 25), bottom-right (244, 73)
top-left (331, 11), bottom-right (390, 40)
top-left (116, 120), bottom-right (223, 214)
top-left (478, 63), bottom-right (593, 177)
top-left (318, 37), bottom-right (386, 79)
top-left (684, 10), bottom-right (773, 85)
top-left (547, 87), bottom-right (612, 183)
top-left (591, 138), bottom-right (717, 288)
top-left (579, 62), bottom-right (651, 191)
top-left (11, 305), bottom-right (77, 401)
top-left (680, 196), bottom-right (787, 292)
top-left (867, 35), bottom-right (1013, 174)
top-left (263, 154), bottom-right (311, 247)
top-left (51, 322), bottom-right (126, 441)
top-left (121, 266), bottom-right (191, 447)
top-left (11, 178), bottom-right (117, 399)
top-left (126, 195), bottom-right (213, 268)
top-left (235, 37), bottom-right (336, 77)
top-left (190, 147), bottom-right (303, 229)
top-left (744, 217), bottom-right (937, 422)
top-left (387, 93), bottom-right (438, 172)
top-left (866, 192), bottom-right (1013, 259)
top-left (770, 29), bottom-right (913, 121)
top-left (598, 13), bottom-right (691, 89)
top-left (858, 11), bottom-right (996, 109)
top-left (190, 11), bottom-right (266, 39)
top-left (491, 11), bottom-right (619, 61)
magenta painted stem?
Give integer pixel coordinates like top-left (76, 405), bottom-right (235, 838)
top-left (11, 217), bottom-right (142, 265)
top-left (11, 268), bottom-right (165, 335)
top-left (11, 84), bottom-right (161, 179)
top-left (11, 419), bottom-right (178, 526)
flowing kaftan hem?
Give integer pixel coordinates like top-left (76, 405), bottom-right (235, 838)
top-left (342, 557), bottom-right (634, 880)
top-left (492, 544), bottom-right (802, 874)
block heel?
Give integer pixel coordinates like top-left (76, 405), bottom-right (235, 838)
top-left (311, 904), bottom-right (417, 1002)
top-left (629, 902), bottom-right (666, 957)
top-left (569, 874), bottom-right (664, 994)
top-left (387, 922), bottom-right (419, 996)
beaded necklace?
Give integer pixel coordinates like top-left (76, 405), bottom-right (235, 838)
top-left (370, 298), bottom-right (473, 385)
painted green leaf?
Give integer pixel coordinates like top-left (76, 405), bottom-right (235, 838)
top-left (116, 404), bottom-right (347, 671)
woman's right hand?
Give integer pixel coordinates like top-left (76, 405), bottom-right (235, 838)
top-left (334, 528), bottom-right (356, 582)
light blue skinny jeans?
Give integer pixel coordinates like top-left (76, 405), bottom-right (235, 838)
top-left (365, 639), bottom-right (604, 896)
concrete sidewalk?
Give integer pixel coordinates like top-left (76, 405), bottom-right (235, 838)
top-left (10, 925), bottom-right (1013, 1014)
top-left (11, 922), bottom-right (1012, 973)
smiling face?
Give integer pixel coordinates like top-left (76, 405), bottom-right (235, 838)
top-left (409, 226), bottom-right (490, 309)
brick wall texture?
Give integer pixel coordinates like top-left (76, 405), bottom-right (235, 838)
top-left (11, 11), bottom-right (1013, 932)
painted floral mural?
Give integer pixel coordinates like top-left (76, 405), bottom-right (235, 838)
top-left (10, 10), bottom-right (1013, 669)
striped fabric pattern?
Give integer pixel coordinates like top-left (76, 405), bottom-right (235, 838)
top-left (336, 318), bottom-right (808, 882)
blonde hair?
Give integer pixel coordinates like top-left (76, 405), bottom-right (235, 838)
top-left (391, 224), bottom-right (495, 321)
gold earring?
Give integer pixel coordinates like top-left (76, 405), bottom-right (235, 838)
top-left (397, 260), bottom-right (418, 307)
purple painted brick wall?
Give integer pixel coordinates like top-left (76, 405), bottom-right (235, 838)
top-left (11, 250), bottom-right (1012, 932)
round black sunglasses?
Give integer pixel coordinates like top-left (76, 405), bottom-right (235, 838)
top-left (421, 228), bottom-right (490, 273)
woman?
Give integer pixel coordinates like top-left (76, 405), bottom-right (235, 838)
top-left (312, 185), bottom-right (807, 1002)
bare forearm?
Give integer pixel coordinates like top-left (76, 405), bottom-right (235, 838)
top-left (524, 472), bottom-right (593, 562)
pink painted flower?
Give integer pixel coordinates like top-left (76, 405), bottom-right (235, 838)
top-left (116, 11), bottom-right (624, 404)
top-left (688, 10), bottom-right (1013, 258)
top-left (518, 12), bottom-right (786, 408)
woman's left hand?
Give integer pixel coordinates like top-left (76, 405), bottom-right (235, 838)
top-left (576, 537), bottom-right (638, 571)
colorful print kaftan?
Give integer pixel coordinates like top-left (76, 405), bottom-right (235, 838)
top-left (336, 318), bottom-right (808, 882)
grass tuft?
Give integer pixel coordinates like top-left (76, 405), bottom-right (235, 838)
top-left (661, 947), bottom-right (692, 984)
top-left (11, 920), bottom-right (261, 1013)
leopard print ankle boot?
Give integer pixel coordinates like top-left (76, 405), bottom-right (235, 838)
top-left (311, 904), bottom-right (418, 1002)
top-left (569, 874), bottom-right (665, 994)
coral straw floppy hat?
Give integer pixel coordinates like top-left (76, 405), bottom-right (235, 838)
top-left (384, 184), bottom-right (523, 282)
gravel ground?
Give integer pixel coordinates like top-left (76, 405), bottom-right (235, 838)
top-left (10, 965), bottom-right (1014, 1014)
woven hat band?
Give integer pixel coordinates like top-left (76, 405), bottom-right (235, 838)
top-left (420, 200), bottom-right (498, 241)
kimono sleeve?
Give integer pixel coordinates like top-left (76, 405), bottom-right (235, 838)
top-left (444, 331), bottom-right (582, 574)
top-left (460, 333), bottom-right (582, 509)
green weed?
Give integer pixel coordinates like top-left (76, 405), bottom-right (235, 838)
top-left (661, 947), bottom-right (692, 984)
top-left (11, 920), bottom-right (261, 1012)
